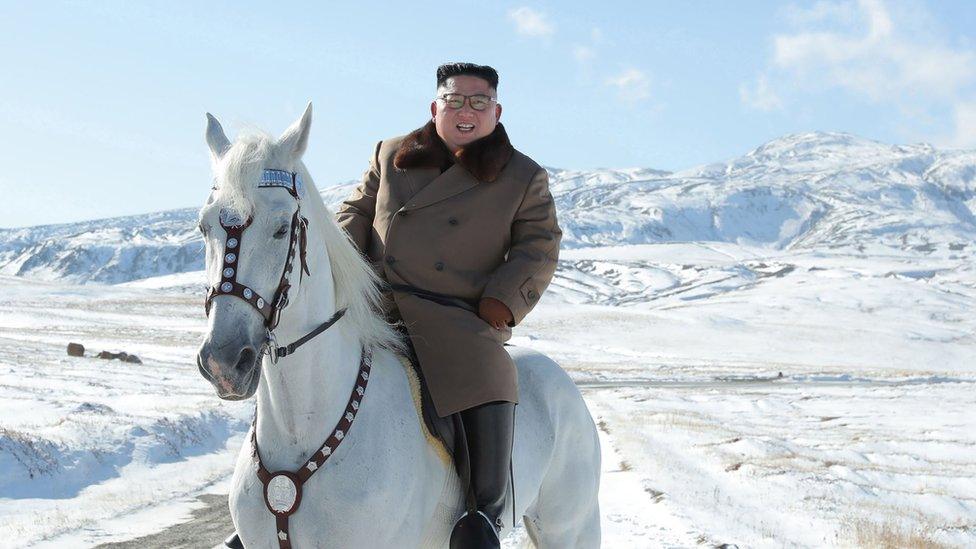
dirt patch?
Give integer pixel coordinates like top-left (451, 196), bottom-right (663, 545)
top-left (95, 493), bottom-right (233, 549)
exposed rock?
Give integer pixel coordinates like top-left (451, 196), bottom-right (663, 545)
top-left (67, 342), bottom-right (85, 357)
top-left (96, 351), bottom-right (142, 364)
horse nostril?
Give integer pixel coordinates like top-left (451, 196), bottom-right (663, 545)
top-left (236, 347), bottom-right (257, 371)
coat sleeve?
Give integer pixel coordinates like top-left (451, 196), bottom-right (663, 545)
top-left (480, 167), bottom-right (562, 327)
top-left (335, 140), bottom-right (382, 254)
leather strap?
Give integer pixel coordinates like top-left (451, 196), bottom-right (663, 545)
top-left (387, 282), bottom-right (479, 314)
top-left (272, 308), bottom-right (347, 360)
top-left (205, 208), bottom-right (309, 331)
top-left (252, 345), bottom-right (373, 549)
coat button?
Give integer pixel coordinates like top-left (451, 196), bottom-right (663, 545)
top-left (448, 217), bottom-right (458, 226)
top-left (434, 261), bottom-right (444, 271)
top-left (527, 289), bottom-right (538, 300)
top-left (385, 255), bottom-right (396, 265)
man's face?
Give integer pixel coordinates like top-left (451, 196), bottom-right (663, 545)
top-left (430, 75), bottom-right (502, 153)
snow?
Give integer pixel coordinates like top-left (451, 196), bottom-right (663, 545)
top-left (2, 131), bottom-right (975, 547)
top-left (2, 233), bottom-right (974, 547)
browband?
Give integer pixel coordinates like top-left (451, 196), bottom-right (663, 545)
top-left (260, 169), bottom-right (304, 198)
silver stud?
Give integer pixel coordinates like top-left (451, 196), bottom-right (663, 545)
top-left (243, 288), bottom-right (253, 299)
top-left (223, 267), bottom-right (234, 278)
top-left (351, 401), bottom-right (359, 410)
top-left (321, 447), bottom-right (331, 457)
top-left (220, 282), bottom-right (232, 292)
top-left (335, 430), bottom-right (344, 440)
top-left (345, 412), bottom-right (354, 422)
top-left (256, 298), bottom-right (265, 308)
top-left (226, 238), bottom-right (238, 249)
top-left (225, 253), bottom-right (236, 263)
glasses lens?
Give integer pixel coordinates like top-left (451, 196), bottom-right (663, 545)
top-left (442, 94), bottom-right (464, 109)
top-left (469, 95), bottom-right (491, 110)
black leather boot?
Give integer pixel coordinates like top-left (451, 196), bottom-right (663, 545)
top-left (224, 532), bottom-right (244, 549)
top-left (450, 400), bottom-right (515, 549)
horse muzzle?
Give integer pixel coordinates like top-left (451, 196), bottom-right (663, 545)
top-left (197, 338), bottom-right (262, 400)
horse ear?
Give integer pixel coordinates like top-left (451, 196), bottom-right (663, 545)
top-left (205, 113), bottom-right (231, 160)
top-left (278, 102), bottom-right (313, 160)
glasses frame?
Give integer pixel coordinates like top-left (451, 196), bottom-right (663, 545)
top-left (435, 93), bottom-right (498, 111)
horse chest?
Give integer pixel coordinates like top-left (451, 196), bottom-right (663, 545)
top-left (231, 466), bottom-right (396, 548)
top-left (228, 417), bottom-right (432, 547)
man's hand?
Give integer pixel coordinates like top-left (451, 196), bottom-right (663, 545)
top-left (478, 297), bottom-right (514, 330)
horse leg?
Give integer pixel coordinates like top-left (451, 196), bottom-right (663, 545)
top-left (521, 415), bottom-right (602, 548)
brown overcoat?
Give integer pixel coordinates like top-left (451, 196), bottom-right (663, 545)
top-left (335, 121), bottom-right (562, 417)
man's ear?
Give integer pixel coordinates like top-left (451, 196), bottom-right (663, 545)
top-left (430, 101), bottom-right (437, 120)
top-left (495, 103), bottom-right (502, 122)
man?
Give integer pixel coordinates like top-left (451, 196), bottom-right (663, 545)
top-left (336, 62), bottom-right (561, 548)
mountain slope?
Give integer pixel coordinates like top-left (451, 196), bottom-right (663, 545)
top-left (1, 132), bottom-right (973, 284)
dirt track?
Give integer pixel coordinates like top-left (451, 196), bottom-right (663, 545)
top-left (95, 494), bottom-right (233, 549)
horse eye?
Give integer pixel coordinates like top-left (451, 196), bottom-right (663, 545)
top-left (273, 224), bottom-right (289, 239)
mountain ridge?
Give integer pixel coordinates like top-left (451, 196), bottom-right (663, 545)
top-left (1, 131), bottom-right (973, 284)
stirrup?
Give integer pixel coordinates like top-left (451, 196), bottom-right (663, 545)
top-left (450, 510), bottom-right (501, 549)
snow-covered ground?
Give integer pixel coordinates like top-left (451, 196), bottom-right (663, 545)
top-left (2, 238), bottom-right (974, 548)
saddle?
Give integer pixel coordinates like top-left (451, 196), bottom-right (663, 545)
top-left (397, 343), bottom-right (461, 475)
top-left (397, 337), bottom-right (517, 522)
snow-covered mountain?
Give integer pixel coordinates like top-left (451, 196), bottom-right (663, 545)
top-left (1, 132), bottom-right (973, 284)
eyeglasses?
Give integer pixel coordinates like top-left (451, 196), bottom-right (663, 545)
top-left (435, 93), bottom-right (497, 111)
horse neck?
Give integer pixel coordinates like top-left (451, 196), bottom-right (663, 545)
top-left (254, 244), bottom-right (363, 472)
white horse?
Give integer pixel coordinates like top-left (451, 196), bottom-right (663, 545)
top-left (196, 104), bottom-right (601, 548)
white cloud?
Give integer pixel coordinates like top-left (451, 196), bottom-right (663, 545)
top-left (771, 0), bottom-right (973, 100)
top-left (949, 101), bottom-right (976, 148)
top-left (572, 28), bottom-right (603, 66)
top-left (739, 75), bottom-right (783, 112)
top-left (573, 45), bottom-right (596, 63)
top-left (747, 0), bottom-right (976, 146)
top-left (606, 69), bottom-right (651, 102)
top-left (782, 0), bottom-right (858, 27)
top-left (507, 7), bottom-right (555, 38)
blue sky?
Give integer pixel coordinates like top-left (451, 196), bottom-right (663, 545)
top-left (1, 1), bottom-right (975, 228)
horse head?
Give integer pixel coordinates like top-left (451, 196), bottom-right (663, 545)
top-left (196, 104), bottom-right (318, 400)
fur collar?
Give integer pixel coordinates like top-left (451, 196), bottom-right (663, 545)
top-left (393, 120), bottom-right (514, 182)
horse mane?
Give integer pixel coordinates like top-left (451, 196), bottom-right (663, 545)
top-left (213, 131), bottom-right (407, 356)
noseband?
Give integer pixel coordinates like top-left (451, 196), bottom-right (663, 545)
top-left (204, 169), bottom-right (346, 363)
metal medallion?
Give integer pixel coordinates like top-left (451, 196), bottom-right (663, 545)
top-left (266, 473), bottom-right (298, 514)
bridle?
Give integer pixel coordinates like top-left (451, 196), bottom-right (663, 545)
top-left (204, 168), bottom-right (369, 549)
top-left (204, 168), bottom-right (347, 364)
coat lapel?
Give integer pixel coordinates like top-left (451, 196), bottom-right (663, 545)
top-left (402, 163), bottom-right (479, 211)
top-left (392, 120), bottom-right (515, 211)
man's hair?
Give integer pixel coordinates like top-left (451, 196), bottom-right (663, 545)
top-left (436, 62), bottom-right (499, 91)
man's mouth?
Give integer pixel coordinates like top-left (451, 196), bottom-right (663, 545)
top-left (456, 123), bottom-right (475, 133)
